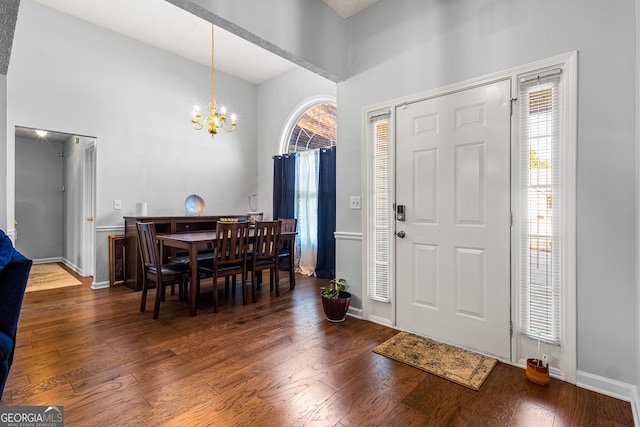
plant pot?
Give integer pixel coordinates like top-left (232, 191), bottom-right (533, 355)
top-left (526, 358), bottom-right (550, 385)
top-left (321, 291), bottom-right (351, 322)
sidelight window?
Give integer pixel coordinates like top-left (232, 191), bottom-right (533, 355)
top-left (366, 110), bottom-right (392, 302)
top-left (518, 70), bottom-right (562, 344)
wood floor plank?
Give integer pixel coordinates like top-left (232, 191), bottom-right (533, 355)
top-left (1, 272), bottom-right (633, 426)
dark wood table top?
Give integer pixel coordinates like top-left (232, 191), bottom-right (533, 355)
top-left (158, 230), bottom-right (296, 244)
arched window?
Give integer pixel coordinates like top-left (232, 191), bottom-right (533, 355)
top-left (286, 102), bottom-right (336, 153)
top-left (274, 97), bottom-right (337, 278)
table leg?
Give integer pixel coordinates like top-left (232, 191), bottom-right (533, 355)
top-left (189, 242), bottom-right (198, 316)
top-left (289, 235), bottom-right (295, 290)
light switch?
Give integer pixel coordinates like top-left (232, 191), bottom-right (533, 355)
top-left (350, 196), bottom-right (361, 210)
top-left (114, 200), bottom-right (122, 210)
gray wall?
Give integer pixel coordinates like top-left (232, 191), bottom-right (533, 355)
top-left (174, 0), bottom-right (347, 81)
top-left (338, 0), bottom-right (637, 387)
top-left (0, 74), bottom-right (6, 238)
top-left (7, 0), bottom-right (259, 283)
top-left (14, 135), bottom-right (63, 259)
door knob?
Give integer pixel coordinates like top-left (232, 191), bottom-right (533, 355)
top-left (396, 230), bottom-right (405, 238)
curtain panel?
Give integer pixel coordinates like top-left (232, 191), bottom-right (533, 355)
top-left (315, 147), bottom-right (336, 279)
top-left (272, 147), bottom-right (336, 278)
top-left (272, 155), bottom-right (296, 220)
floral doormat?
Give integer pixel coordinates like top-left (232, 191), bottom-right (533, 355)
top-left (373, 331), bottom-right (497, 390)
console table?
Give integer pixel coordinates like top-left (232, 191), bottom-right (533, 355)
top-left (123, 215), bottom-right (248, 290)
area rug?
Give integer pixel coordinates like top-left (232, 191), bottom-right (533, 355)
top-left (26, 263), bottom-right (83, 292)
top-left (373, 331), bottom-right (497, 390)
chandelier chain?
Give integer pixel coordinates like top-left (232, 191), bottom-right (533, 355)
top-left (211, 25), bottom-right (216, 109)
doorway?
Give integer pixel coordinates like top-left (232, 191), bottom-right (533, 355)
top-left (14, 126), bottom-right (96, 279)
top-left (394, 80), bottom-right (512, 359)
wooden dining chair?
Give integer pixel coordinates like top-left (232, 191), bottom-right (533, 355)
top-left (198, 221), bottom-right (250, 312)
top-left (278, 218), bottom-right (297, 290)
top-left (136, 222), bottom-right (190, 320)
top-left (247, 220), bottom-right (281, 301)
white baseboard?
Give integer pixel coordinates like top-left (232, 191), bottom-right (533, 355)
top-left (576, 370), bottom-right (639, 426)
top-left (62, 258), bottom-right (82, 276)
top-left (367, 314), bottom-right (394, 328)
top-left (633, 386), bottom-right (640, 427)
top-left (347, 306), bottom-right (363, 319)
top-left (91, 281), bottom-right (110, 290)
top-left (32, 257), bottom-right (63, 264)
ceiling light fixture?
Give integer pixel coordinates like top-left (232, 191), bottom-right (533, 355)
top-left (191, 24), bottom-right (237, 138)
top-left (35, 130), bottom-right (48, 137)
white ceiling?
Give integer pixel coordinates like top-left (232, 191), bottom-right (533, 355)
top-left (321, 0), bottom-right (380, 19)
top-left (31, 0), bottom-right (378, 85)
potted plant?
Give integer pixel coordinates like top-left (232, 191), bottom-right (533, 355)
top-left (320, 278), bottom-right (351, 322)
top-left (526, 330), bottom-right (550, 385)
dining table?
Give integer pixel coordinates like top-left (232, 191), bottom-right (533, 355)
top-left (157, 229), bottom-right (296, 316)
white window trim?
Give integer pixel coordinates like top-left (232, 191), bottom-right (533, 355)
top-left (278, 95), bottom-right (337, 155)
top-left (361, 106), bottom-right (396, 324)
top-left (511, 53), bottom-right (577, 383)
top-left (361, 52), bottom-right (576, 382)
top-left (364, 109), bottom-right (394, 305)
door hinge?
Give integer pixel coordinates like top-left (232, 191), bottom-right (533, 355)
top-left (510, 320), bottom-right (513, 337)
top-left (510, 211), bottom-right (513, 227)
top-left (510, 98), bottom-right (518, 116)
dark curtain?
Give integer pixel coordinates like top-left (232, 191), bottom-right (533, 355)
top-left (315, 147), bottom-right (336, 279)
top-left (273, 154), bottom-right (296, 220)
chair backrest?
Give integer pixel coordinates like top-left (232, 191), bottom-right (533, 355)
top-left (253, 221), bottom-right (281, 261)
top-left (136, 222), bottom-right (161, 271)
top-left (214, 221), bottom-right (250, 268)
top-left (279, 218), bottom-right (297, 234)
top-left (278, 218), bottom-right (297, 251)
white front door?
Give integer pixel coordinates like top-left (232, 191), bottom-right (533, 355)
top-left (395, 80), bottom-right (512, 359)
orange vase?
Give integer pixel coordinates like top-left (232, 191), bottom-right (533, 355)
top-left (526, 358), bottom-right (550, 385)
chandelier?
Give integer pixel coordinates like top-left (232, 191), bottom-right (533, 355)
top-left (191, 24), bottom-right (237, 137)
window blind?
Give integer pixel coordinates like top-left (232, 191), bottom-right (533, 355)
top-left (368, 111), bottom-right (392, 302)
top-left (518, 70), bottom-right (562, 344)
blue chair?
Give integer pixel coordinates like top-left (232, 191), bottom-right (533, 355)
top-left (0, 232), bottom-right (32, 400)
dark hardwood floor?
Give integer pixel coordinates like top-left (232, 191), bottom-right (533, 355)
top-left (1, 272), bottom-right (634, 426)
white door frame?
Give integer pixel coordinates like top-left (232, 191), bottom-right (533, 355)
top-left (362, 52), bottom-right (577, 381)
top-left (82, 140), bottom-right (96, 282)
